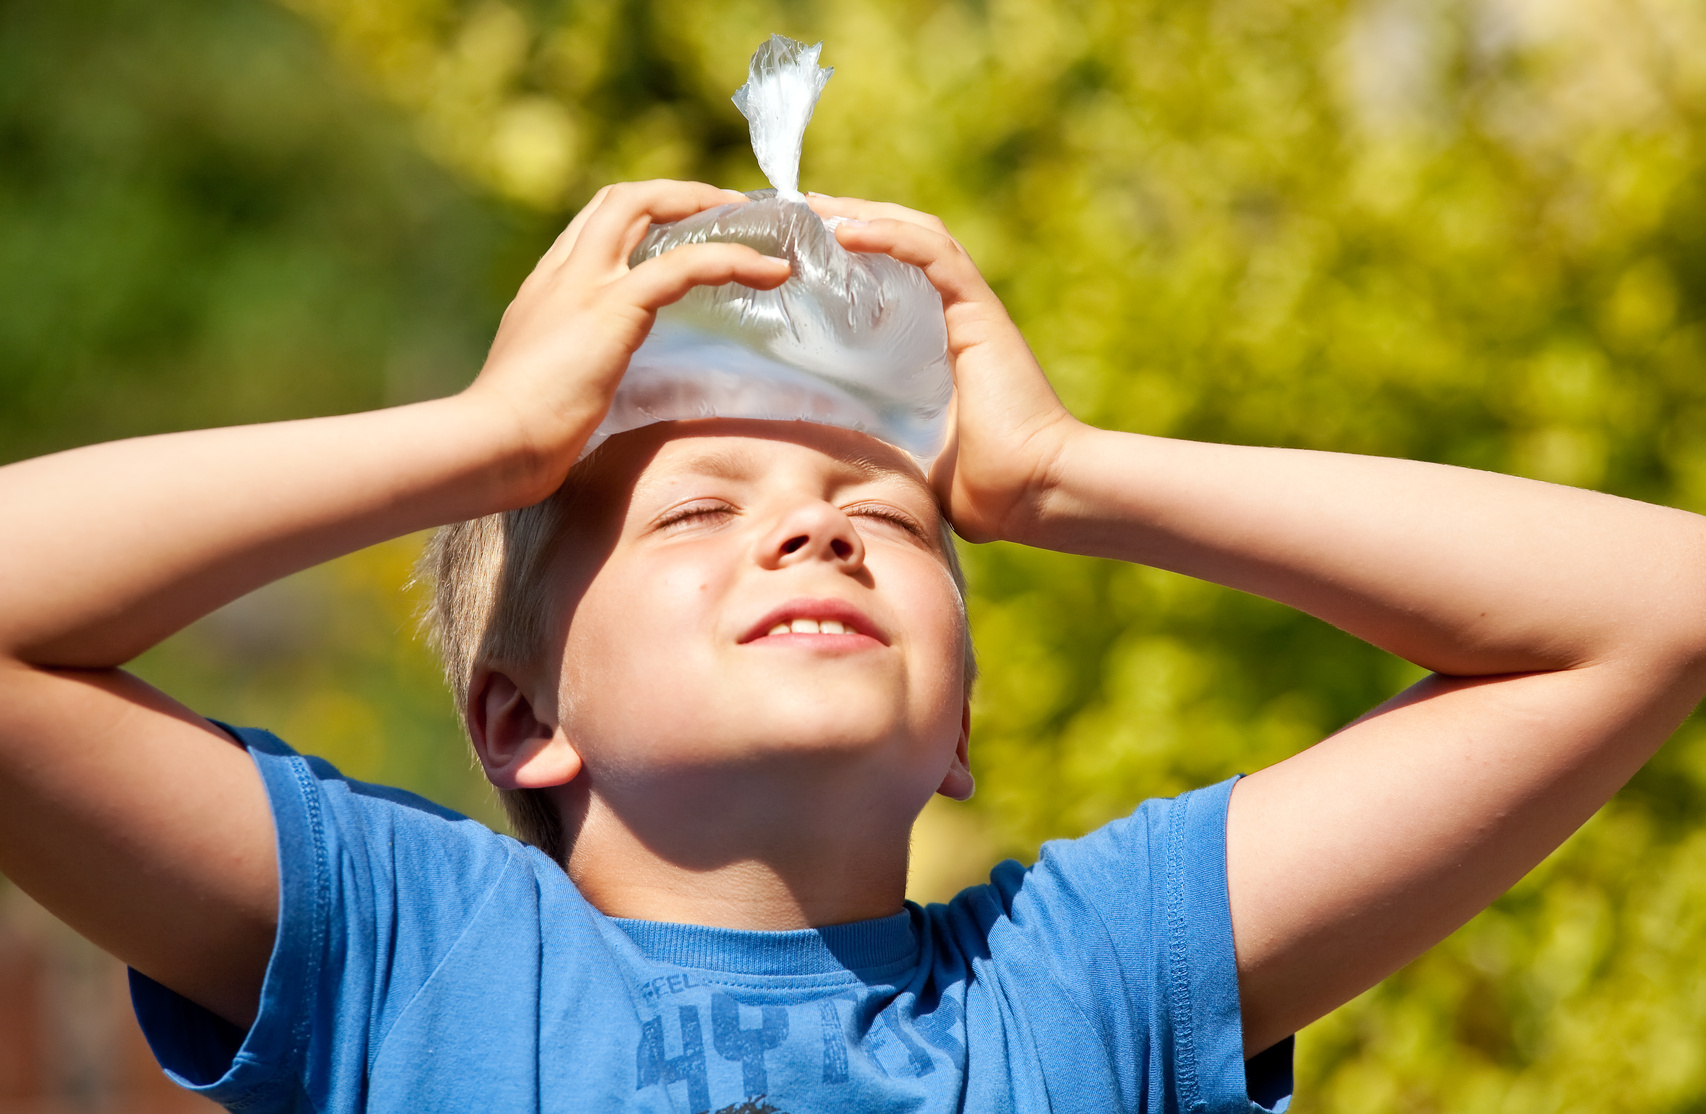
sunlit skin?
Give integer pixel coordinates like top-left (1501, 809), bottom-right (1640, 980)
top-left (4, 180), bottom-right (1706, 1065)
top-left (470, 419), bottom-right (972, 929)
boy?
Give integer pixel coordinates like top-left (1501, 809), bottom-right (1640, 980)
top-left (1, 178), bottom-right (1703, 1112)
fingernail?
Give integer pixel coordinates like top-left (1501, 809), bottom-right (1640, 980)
top-left (764, 254), bottom-right (790, 264)
top-left (841, 219), bottom-right (868, 228)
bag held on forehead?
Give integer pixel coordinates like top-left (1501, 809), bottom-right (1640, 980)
top-left (587, 35), bottom-right (953, 462)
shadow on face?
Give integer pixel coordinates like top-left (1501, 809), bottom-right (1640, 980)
top-left (546, 416), bottom-right (945, 637)
top-left (531, 418), bottom-right (972, 866)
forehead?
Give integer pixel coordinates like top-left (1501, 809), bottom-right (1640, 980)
top-left (596, 419), bottom-right (937, 510)
top-left (542, 420), bottom-right (957, 617)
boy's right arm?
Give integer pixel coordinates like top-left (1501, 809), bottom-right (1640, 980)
top-left (0, 181), bottom-right (787, 1028)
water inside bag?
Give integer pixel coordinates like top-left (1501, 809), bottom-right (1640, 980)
top-left (586, 35), bottom-right (953, 462)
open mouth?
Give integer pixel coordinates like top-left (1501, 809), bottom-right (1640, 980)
top-left (740, 597), bottom-right (885, 644)
top-left (766, 617), bottom-right (851, 635)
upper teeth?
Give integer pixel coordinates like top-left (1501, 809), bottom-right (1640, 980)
top-left (768, 618), bottom-right (848, 635)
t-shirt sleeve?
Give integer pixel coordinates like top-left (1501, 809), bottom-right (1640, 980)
top-left (130, 725), bottom-right (529, 1113)
top-left (962, 775), bottom-right (1292, 1112)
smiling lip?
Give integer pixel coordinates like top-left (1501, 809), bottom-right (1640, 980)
top-left (739, 597), bottom-right (886, 645)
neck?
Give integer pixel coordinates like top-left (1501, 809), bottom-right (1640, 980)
top-left (556, 765), bottom-right (920, 930)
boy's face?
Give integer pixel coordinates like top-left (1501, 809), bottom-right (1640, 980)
top-left (545, 419), bottom-right (970, 810)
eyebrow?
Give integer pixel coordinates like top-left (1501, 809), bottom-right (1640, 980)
top-left (662, 446), bottom-right (762, 483)
top-left (625, 448), bottom-right (757, 507)
top-left (637, 443), bottom-right (927, 494)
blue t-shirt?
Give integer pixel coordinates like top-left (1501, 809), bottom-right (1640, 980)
top-left (131, 727), bottom-right (1292, 1113)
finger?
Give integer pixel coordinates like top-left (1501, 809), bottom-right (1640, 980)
top-left (537, 184), bottom-right (616, 271)
top-left (613, 242), bottom-right (791, 311)
top-left (542, 180), bottom-right (748, 277)
top-left (833, 218), bottom-right (994, 309)
top-left (806, 194), bottom-right (951, 237)
top-left (613, 180), bottom-right (751, 263)
top-left (568, 180), bottom-right (751, 273)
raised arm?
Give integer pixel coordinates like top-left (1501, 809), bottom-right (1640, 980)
top-left (1018, 431), bottom-right (1706, 1054)
top-left (819, 196), bottom-right (1706, 1056)
top-left (0, 181), bottom-right (788, 1026)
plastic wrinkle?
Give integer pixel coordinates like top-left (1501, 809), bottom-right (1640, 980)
top-left (731, 35), bottom-right (832, 200)
top-left (589, 35), bottom-right (953, 463)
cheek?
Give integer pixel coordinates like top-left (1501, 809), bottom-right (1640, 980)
top-left (887, 558), bottom-right (969, 711)
top-left (556, 547), bottom-right (734, 744)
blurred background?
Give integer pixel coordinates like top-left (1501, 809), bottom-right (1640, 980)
top-left (4, 0), bottom-right (1706, 1109)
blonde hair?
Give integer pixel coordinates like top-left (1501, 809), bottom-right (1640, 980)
top-left (418, 440), bottom-right (976, 862)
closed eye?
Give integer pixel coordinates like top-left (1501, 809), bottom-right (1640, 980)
top-left (844, 502), bottom-right (929, 541)
top-left (651, 500), bottom-right (737, 533)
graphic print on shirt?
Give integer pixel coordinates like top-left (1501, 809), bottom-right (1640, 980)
top-left (911, 993), bottom-right (965, 1062)
top-left (711, 993), bottom-right (789, 1096)
top-left (637, 1004), bottom-right (712, 1112)
top-left (634, 983), bottom-right (967, 1111)
top-left (816, 999), bottom-right (848, 1085)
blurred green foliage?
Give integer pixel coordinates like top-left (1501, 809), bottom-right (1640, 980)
top-left (0, 0), bottom-right (537, 821)
top-left (8, 0), bottom-right (1706, 1108)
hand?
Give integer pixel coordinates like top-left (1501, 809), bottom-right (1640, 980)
top-left (808, 195), bottom-right (1081, 544)
top-left (467, 180), bottom-right (792, 502)
top-left (0, 182), bottom-right (784, 1033)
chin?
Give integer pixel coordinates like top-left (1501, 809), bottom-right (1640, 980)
top-left (727, 712), bottom-right (905, 760)
top-left (588, 676), bottom-right (950, 771)
top-left (746, 683), bottom-right (909, 738)
top-left (646, 704), bottom-right (911, 769)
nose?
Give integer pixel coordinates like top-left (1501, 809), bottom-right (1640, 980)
top-left (756, 499), bottom-right (866, 572)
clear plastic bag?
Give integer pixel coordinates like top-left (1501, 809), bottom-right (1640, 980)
top-left (587, 35), bottom-right (953, 462)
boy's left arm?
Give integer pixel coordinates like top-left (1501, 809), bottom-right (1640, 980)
top-left (819, 197), bottom-right (1706, 1056)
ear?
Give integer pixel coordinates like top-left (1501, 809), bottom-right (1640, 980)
top-left (468, 667), bottom-right (582, 791)
top-left (935, 699), bottom-right (974, 802)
